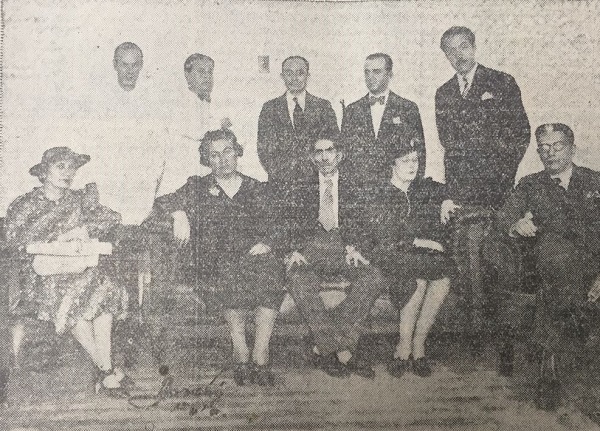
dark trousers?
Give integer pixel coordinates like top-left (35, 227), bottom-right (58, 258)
top-left (286, 230), bottom-right (384, 356)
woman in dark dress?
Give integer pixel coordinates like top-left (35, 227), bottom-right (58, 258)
top-left (371, 142), bottom-right (453, 378)
top-left (4, 147), bottom-right (130, 396)
top-left (154, 129), bottom-right (285, 386)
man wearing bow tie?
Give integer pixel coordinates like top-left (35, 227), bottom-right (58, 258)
top-left (257, 56), bottom-right (339, 186)
top-left (436, 26), bottom-right (531, 213)
top-left (489, 123), bottom-right (600, 410)
top-left (341, 53), bottom-right (426, 186)
top-left (282, 135), bottom-right (384, 379)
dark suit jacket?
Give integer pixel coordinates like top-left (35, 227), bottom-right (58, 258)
top-left (257, 92), bottom-right (339, 183)
top-left (280, 168), bottom-right (372, 257)
top-left (340, 91), bottom-right (426, 184)
top-left (435, 65), bottom-right (531, 209)
top-left (496, 165), bottom-right (600, 257)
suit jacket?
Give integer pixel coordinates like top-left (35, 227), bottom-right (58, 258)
top-left (340, 91), bottom-right (426, 184)
top-left (496, 165), bottom-right (600, 257)
top-left (435, 65), bottom-right (531, 208)
top-left (280, 168), bottom-right (372, 257)
top-left (257, 92), bottom-right (339, 183)
top-left (368, 178), bottom-right (449, 262)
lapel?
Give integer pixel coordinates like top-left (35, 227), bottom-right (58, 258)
top-left (275, 94), bottom-right (294, 132)
top-left (359, 94), bottom-right (376, 138)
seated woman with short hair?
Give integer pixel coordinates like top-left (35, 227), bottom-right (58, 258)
top-left (153, 129), bottom-right (285, 386)
top-left (370, 141), bottom-right (453, 378)
top-left (4, 147), bottom-right (130, 396)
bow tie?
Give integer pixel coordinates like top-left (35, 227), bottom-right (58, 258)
top-left (369, 95), bottom-right (385, 106)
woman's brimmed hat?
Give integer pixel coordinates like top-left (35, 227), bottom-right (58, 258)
top-left (389, 136), bottom-right (421, 163)
top-left (29, 147), bottom-right (91, 178)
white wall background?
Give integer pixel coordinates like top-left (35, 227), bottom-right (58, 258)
top-left (2, 0), bottom-right (600, 215)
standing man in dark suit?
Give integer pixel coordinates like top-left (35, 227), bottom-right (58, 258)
top-left (257, 56), bottom-right (339, 185)
top-left (436, 26), bottom-right (531, 212)
top-left (435, 27), bottom-right (531, 352)
top-left (491, 123), bottom-right (600, 410)
top-left (341, 53), bottom-right (426, 185)
top-left (283, 135), bottom-right (384, 379)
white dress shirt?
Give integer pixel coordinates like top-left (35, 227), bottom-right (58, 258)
top-left (319, 170), bottom-right (339, 229)
top-left (457, 63), bottom-right (479, 95)
top-left (550, 165), bottom-right (573, 190)
top-left (286, 90), bottom-right (306, 127)
top-left (370, 89), bottom-right (389, 138)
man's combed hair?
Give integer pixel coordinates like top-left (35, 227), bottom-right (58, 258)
top-left (113, 42), bottom-right (143, 61)
top-left (366, 53), bottom-right (393, 71)
top-left (199, 129), bottom-right (243, 166)
top-left (282, 56), bottom-right (310, 73)
top-left (184, 53), bottom-right (215, 72)
top-left (440, 26), bottom-right (476, 50)
top-left (535, 123), bottom-right (575, 146)
top-left (310, 132), bottom-right (344, 153)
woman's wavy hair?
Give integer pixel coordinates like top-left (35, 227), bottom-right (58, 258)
top-left (198, 128), bottom-right (243, 167)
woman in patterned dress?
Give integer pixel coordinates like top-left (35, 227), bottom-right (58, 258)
top-left (4, 147), bottom-right (130, 396)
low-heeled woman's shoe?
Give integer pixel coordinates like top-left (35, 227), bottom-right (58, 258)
top-left (252, 364), bottom-right (275, 387)
top-left (233, 363), bottom-right (251, 386)
top-left (387, 358), bottom-right (411, 378)
top-left (95, 370), bottom-right (130, 398)
top-left (412, 357), bottom-right (433, 377)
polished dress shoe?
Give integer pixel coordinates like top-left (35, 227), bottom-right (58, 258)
top-left (412, 357), bottom-right (432, 377)
top-left (345, 357), bottom-right (375, 379)
top-left (315, 354), bottom-right (350, 378)
top-left (387, 358), bottom-right (411, 378)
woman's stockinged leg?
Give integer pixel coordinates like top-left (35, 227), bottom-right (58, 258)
top-left (223, 309), bottom-right (250, 363)
top-left (394, 280), bottom-right (427, 360)
top-left (71, 319), bottom-right (101, 368)
top-left (412, 278), bottom-right (450, 359)
top-left (253, 306), bottom-right (278, 366)
top-left (93, 313), bottom-right (114, 372)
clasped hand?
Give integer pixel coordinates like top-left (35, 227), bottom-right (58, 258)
top-left (510, 211), bottom-right (537, 237)
top-left (56, 226), bottom-right (89, 242)
top-left (440, 199), bottom-right (461, 225)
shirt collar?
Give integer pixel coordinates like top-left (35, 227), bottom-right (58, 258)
top-left (369, 88), bottom-right (390, 102)
top-left (287, 90), bottom-right (306, 109)
top-left (319, 170), bottom-right (339, 185)
top-left (457, 62), bottom-right (479, 85)
top-left (550, 164), bottom-right (574, 189)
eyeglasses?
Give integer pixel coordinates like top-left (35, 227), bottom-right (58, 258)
top-left (537, 142), bottom-right (571, 154)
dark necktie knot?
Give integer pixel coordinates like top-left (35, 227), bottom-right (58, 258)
top-left (369, 95), bottom-right (385, 106)
top-left (292, 97), bottom-right (304, 129)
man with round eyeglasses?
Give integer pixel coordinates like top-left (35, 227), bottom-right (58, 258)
top-left (490, 123), bottom-right (600, 411)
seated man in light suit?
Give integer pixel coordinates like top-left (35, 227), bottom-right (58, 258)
top-left (490, 123), bottom-right (600, 411)
top-left (282, 134), bottom-right (384, 379)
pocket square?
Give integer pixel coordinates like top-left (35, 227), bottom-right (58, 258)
top-left (392, 116), bottom-right (401, 125)
top-left (481, 92), bottom-right (494, 100)
top-left (586, 190), bottom-right (600, 199)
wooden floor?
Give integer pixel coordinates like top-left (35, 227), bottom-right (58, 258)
top-left (2, 332), bottom-right (600, 431)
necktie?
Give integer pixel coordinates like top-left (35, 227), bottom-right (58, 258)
top-left (461, 76), bottom-right (471, 98)
top-left (369, 95), bottom-right (386, 106)
top-left (293, 97), bottom-right (304, 130)
top-left (319, 178), bottom-right (336, 231)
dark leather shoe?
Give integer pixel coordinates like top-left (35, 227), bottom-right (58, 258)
top-left (233, 363), bottom-right (250, 386)
top-left (387, 358), bottom-right (410, 378)
top-left (253, 364), bottom-right (275, 387)
top-left (412, 357), bottom-right (432, 377)
top-left (316, 354), bottom-right (350, 378)
top-left (345, 357), bottom-right (375, 379)
top-left (535, 378), bottom-right (561, 411)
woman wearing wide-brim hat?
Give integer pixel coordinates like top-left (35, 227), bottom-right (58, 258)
top-left (4, 146), bottom-right (131, 397)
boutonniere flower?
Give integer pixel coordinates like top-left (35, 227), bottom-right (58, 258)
top-left (481, 92), bottom-right (494, 101)
top-left (392, 116), bottom-right (402, 125)
top-left (586, 190), bottom-right (600, 199)
top-left (208, 185), bottom-right (221, 196)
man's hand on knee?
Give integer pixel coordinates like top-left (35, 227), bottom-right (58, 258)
top-left (345, 246), bottom-right (370, 267)
top-left (587, 274), bottom-right (600, 302)
top-left (171, 210), bottom-right (191, 246)
top-left (286, 251), bottom-right (308, 271)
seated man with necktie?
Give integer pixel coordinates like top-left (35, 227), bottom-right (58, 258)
top-left (489, 123), bottom-right (600, 410)
top-left (282, 134), bottom-right (384, 379)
